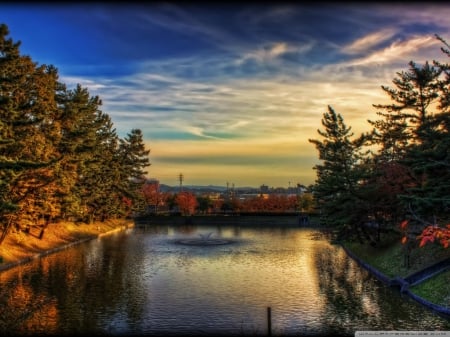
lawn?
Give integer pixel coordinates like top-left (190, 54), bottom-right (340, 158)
top-left (342, 230), bottom-right (450, 307)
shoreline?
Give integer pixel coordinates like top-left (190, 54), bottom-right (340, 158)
top-left (341, 245), bottom-right (450, 318)
top-left (0, 219), bottom-right (134, 273)
top-left (0, 219), bottom-right (448, 320)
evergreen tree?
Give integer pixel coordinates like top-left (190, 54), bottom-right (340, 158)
top-left (0, 24), bottom-right (63, 241)
top-left (309, 106), bottom-right (370, 240)
top-left (369, 43), bottom-right (450, 225)
top-left (0, 22), bottom-right (153, 245)
top-left (117, 129), bottom-right (151, 215)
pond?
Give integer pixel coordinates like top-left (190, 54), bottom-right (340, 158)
top-left (0, 225), bottom-right (448, 336)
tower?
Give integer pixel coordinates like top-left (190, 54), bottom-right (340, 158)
top-left (179, 173), bottom-right (184, 192)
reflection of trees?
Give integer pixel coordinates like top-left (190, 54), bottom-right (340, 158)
top-left (51, 233), bottom-right (149, 334)
top-left (0, 232), bottom-right (151, 335)
top-left (313, 245), bottom-right (450, 333)
top-left (314, 246), bottom-right (385, 333)
top-left (0, 267), bottom-right (59, 334)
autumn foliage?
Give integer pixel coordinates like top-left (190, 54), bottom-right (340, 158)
top-left (417, 224), bottom-right (450, 249)
top-left (400, 220), bottom-right (450, 249)
top-left (175, 191), bottom-right (198, 215)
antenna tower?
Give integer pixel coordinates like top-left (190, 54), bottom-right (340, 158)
top-left (179, 173), bottom-right (184, 192)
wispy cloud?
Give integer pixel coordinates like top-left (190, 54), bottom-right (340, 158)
top-left (31, 3), bottom-right (450, 186)
top-left (342, 29), bottom-right (397, 55)
top-left (349, 35), bottom-right (439, 66)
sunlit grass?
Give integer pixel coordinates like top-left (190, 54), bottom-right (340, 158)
top-left (0, 219), bottom-right (132, 265)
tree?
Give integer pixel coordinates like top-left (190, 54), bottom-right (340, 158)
top-left (297, 192), bottom-right (315, 213)
top-left (60, 85), bottom-right (119, 223)
top-left (369, 37), bottom-right (450, 225)
top-left (196, 196), bottom-right (213, 214)
top-left (176, 191), bottom-right (198, 215)
top-left (117, 129), bottom-right (151, 215)
top-left (0, 24), bottom-right (64, 242)
top-left (309, 105), bottom-right (371, 239)
top-left (142, 180), bottom-right (162, 213)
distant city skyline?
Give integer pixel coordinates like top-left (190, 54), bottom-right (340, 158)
top-left (3, 3), bottom-right (450, 187)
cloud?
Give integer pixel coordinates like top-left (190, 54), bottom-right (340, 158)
top-left (342, 29), bottom-right (397, 55)
top-left (236, 42), bottom-right (296, 65)
top-left (48, 3), bottom-right (450, 186)
top-left (349, 35), bottom-right (439, 66)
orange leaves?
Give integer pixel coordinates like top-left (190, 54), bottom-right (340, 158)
top-left (400, 220), bottom-right (409, 245)
top-left (176, 191), bottom-right (198, 216)
top-left (399, 219), bottom-right (449, 248)
top-left (418, 234), bottom-right (434, 248)
top-left (400, 220), bottom-right (409, 230)
top-left (416, 224), bottom-right (450, 249)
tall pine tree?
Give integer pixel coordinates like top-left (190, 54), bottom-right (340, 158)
top-left (309, 106), bottom-right (371, 240)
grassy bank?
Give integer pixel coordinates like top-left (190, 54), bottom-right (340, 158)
top-left (341, 231), bottom-right (450, 307)
top-left (409, 270), bottom-right (450, 307)
top-left (0, 218), bottom-right (133, 266)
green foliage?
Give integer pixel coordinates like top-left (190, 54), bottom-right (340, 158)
top-left (0, 23), bottom-right (151, 242)
top-left (312, 34), bottom-right (450, 249)
top-left (309, 106), bottom-right (371, 234)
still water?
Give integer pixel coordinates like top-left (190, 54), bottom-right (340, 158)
top-left (0, 225), bottom-right (449, 336)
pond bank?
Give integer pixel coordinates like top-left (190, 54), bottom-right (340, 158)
top-left (0, 219), bottom-right (134, 273)
top-left (0, 217), bottom-right (448, 320)
top-left (341, 245), bottom-right (450, 317)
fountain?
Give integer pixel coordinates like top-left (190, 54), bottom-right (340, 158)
top-left (175, 231), bottom-right (234, 246)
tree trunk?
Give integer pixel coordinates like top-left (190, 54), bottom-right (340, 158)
top-left (38, 216), bottom-right (51, 240)
top-left (0, 217), bottom-right (13, 245)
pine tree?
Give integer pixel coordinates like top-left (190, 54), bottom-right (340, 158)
top-left (0, 24), bottom-right (63, 242)
top-left (369, 43), bottom-right (450, 224)
top-left (309, 106), bottom-right (370, 238)
top-left (117, 129), bottom-right (151, 215)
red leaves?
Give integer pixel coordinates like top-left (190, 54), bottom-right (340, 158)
top-left (399, 219), bottom-right (449, 248)
top-left (416, 224), bottom-right (450, 249)
top-left (400, 220), bottom-right (409, 230)
top-left (176, 191), bottom-right (198, 215)
top-left (400, 220), bottom-right (409, 245)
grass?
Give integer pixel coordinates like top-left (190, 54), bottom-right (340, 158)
top-left (0, 218), bottom-right (133, 266)
top-left (342, 230), bottom-right (450, 306)
top-left (342, 231), bottom-right (450, 278)
top-left (409, 269), bottom-right (450, 308)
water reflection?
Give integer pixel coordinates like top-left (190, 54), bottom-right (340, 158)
top-left (313, 244), bottom-right (450, 334)
top-left (0, 225), bottom-right (448, 336)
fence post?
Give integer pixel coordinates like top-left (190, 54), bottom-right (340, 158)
top-left (267, 306), bottom-right (272, 336)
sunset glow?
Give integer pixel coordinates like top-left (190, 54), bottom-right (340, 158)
top-left (3, 3), bottom-right (450, 187)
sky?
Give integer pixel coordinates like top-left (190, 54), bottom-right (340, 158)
top-left (2, 2), bottom-right (450, 188)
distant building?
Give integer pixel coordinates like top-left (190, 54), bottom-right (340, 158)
top-left (260, 184), bottom-right (269, 193)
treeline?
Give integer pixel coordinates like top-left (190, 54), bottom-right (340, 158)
top-left (0, 24), bottom-right (150, 243)
top-left (309, 34), bottom-right (450, 248)
top-left (141, 184), bottom-right (315, 215)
